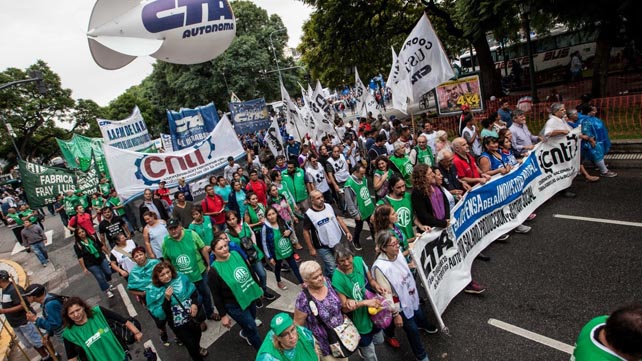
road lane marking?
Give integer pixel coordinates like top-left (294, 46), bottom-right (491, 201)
top-left (488, 318), bottom-right (574, 354)
top-left (554, 214), bottom-right (642, 228)
top-left (265, 272), bottom-right (299, 313)
top-left (117, 283), bottom-right (137, 317)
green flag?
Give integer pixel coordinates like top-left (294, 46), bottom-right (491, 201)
top-left (19, 160), bottom-right (76, 207)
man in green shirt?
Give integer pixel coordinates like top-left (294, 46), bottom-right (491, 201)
top-left (571, 303), bottom-right (642, 361)
top-left (343, 164), bottom-right (375, 251)
top-left (282, 159), bottom-right (309, 211)
top-left (409, 135), bottom-right (435, 167)
top-left (63, 190), bottom-right (80, 217)
top-left (389, 142), bottom-right (414, 189)
top-left (162, 218), bottom-right (217, 320)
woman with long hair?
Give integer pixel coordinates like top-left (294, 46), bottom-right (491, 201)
top-left (62, 297), bottom-right (142, 361)
top-left (373, 155), bottom-right (393, 201)
top-left (227, 180), bottom-right (247, 218)
top-left (146, 261), bottom-right (206, 360)
top-left (267, 184), bottom-right (302, 255)
top-left (73, 228), bottom-right (114, 299)
top-left (142, 211), bottom-right (168, 259)
top-left (478, 136), bottom-right (512, 177)
top-left (261, 206), bottom-right (303, 290)
top-left (372, 204), bottom-right (412, 262)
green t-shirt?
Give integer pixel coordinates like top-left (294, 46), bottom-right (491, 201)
top-left (189, 217), bottom-right (214, 247)
top-left (247, 204), bottom-right (266, 232)
top-left (64, 195), bottom-right (80, 216)
top-left (99, 182), bottom-right (112, 196)
top-left (107, 197), bottom-right (125, 216)
top-left (212, 251), bottom-right (263, 310)
top-left (414, 146), bottom-right (434, 167)
top-left (571, 316), bottom-right (623, 361)
top-left (331, 256), bottom-right (372, 334)
top-left (345, 175), bottom-right (375, 219)
top-left (377, 193), bottom-right (414, 242)
top-left (62, 306), bottom-right (125, 361)
top-left (162, 230), bottom-right (206, 282)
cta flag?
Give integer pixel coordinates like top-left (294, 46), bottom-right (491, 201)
top-left (397, 14), bottom-right (454, 101)
top-left (167, 102), bottom-right (220, 150)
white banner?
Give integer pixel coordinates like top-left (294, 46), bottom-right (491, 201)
top-left (280, 82), bottom-right (305, 141)
top-left (97, 106), bottom-right (155, 152)
top-left (396, 14), bottom-right (454, 101)
top-left (361, 91), bottom-right (382, 118)
top-left (311, 81), bottom-right (337, 138)
top-left (264, 118), bottom-right (285, 157)
top-left (104, 116), bottom-right (245, 203)
top-left (388, 47), bottom-right (413, 114)
top-left (411, 129), bottom-right (582, 329)
top-left (354, 67), bottom-right (369, 114)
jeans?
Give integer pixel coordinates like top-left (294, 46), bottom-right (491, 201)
top-left (225, 302), bottom-right (261, 350)
top-left (359, 329), bottom-right (383, 361)
top-left (401, 307), bottom-right (432, 361)
top-left (317, 247), bottom-right (336, 278)
top-left (87, 258), bottom-right (113, 292)
top-left (194, 270), bottom-right (215, 317)
top-left (30, 241), bottom-right (49, 265)
top-left (274, 255), bottom-right (303, 284)
top-left (252, 261), bottom-right (267, 292)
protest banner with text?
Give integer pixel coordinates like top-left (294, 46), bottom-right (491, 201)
top-left (98, 106), bottom-right (155, 152)
top-left (167, 102), bottom-right (220, 150)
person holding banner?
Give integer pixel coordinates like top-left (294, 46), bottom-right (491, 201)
top-left (451, 138), bottom-right (491, 187)
top-left (177, 177), bottom-right (194, 202)
top-left (372, 231), bottom-right (437, 361)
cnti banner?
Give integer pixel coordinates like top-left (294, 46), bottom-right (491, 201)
top-left (98, 106), bottom-right (155, 152)
top-left (167, 102), bottom-right (220, 150)
top-left (410, 129), bottom-right (581, 329)
top-left (103, 116), bottom-right (245, 203)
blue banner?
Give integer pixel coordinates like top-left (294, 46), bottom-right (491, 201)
top-left (229, 98), bottom-right (269, 123)
top-left (167, 102), bottom-right (220, 150)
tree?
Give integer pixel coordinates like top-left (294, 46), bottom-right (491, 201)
top-left (143, 0), bottom-right (305, 113)
top-left (103, 84), bottom-right (165, 135)
top-left (0, 60), bottom-right (75, 164)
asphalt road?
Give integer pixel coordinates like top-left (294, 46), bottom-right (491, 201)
top-left (3, 168), bottom-right (641, 361)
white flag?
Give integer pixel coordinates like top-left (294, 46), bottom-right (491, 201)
top-left (280, 82), bottom-right (305, 141)
top-left (397, 14), bottom-right (454, 100)
top-left (310, 81), bottom-right (337, 138)
top-left (361, 91), bottom-right (382, 118)
top-left (264, 118), bottom-right (285, 157)
top-left (354, 67), bottom-right (369, 114)
top-left (300, 85), bottom-right (318, 140)
top-left (230, 92), bottom-right (242, 103)
top-left (387, 47), bottom-right (413, 114)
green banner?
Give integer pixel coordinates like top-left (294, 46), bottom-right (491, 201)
top-left (56, 134), bottom-right (111, 177)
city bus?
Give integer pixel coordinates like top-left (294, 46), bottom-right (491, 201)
top-left (458, 25), bottom-right (627, 84)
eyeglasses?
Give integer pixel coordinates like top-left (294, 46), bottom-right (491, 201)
top-left (386, 241), bottom-right (400, 248)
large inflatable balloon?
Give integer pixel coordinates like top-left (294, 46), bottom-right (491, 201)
top-left (87, 0), bottom-right (236, 70)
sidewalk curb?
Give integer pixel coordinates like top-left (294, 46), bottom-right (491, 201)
top-left (0, 260), bottom-right (29, 361)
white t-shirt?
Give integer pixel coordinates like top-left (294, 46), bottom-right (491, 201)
top-left (305, 164), bottom-right (330, 193)
top-left (462, 126), bottom-right (482, 156)
top-left (544, 115), bottom-right (571, 137)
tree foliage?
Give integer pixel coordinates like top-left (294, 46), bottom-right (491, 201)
top-left (143, 0), bottom-right (306, 113)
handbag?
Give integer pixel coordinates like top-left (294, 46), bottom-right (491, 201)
top-left (303, 288), bottom-right (360, 358)
top-left (239, 236), bottom-right (259, 264)
top-left (364, 289), bottom-right (393, 329)
top-left (107, 316), bottom-right (142, 346)
top-left (171, 294), bottom-right (200, 327)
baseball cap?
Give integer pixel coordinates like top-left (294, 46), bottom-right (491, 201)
top-left (22, 284), bottom-right (45, 297)
top-left (288, 136), bottom-right (294, 141)
top-left (270, 312), bottom-right (294, 336)
top-left (166, 218), bottom-right (181, 229)
top-left (0, 270), bottom-right (10, 280)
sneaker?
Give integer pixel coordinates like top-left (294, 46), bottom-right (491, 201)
top-left (106, 290), bottom-right (114, 299)
top-left (160, 330), bottom-right (170, 346)
top-left (42, 263), bottom-right (48, 267)
top-left (464, 281), bottom-right (487, 295)
top-left (353, 242), bottom-right (363, 251)
top-left (384, 336), bottom-right (401, 348)
top-left (293, 253), bottom-right (301, 262)
top-left (497, 233), bottom-right (510, 242)
top-left (239, 330), bottom-right (251, 346)
top-left (526, 213), bottom-right (537, 221)
top-left (418, 324), bottom-right (439, 334)
top-left (255, 298), bottom-right (264, 309)
top-left (600, 171), bottom-right (617, 178)
top-left (263, 292), bottom-right (276, 301)
top-left (514, 224), bottom-right (532, 234)
top-left (108, 284), bottom-right (116, 291)
top-left (278, 281), bottom-right (288, 290)
top-left (255, 319), bottom-right (263, 327)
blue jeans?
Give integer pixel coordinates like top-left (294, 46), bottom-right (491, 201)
top-left (359, 328), bottom-right (383, 361)
top-left (225, 302), bottom-right (261, 350)
top-left (194, 270), bottom-right (215, 317)
top-left (252, 261), bottom-right (267, 292)
top-left (30, 241), bottom-right (49, 265)
top-left (401, 307), bottom-right (432, 361)
top-left (274, 255), bottom-right (303, 284)
top-left (87, 258), bottom-right (113, 292)
top-left (316, 247), bottom-right (336, 278)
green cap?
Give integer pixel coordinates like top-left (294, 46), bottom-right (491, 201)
top-left (270, 312), bottom-right (294, 336)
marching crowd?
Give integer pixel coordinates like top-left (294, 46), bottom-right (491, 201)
top-left (2, 98), bottom-right (641, 361)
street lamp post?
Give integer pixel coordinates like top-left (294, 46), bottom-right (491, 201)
top-left (269, 28), bottom-right (286, 85)
top-left (521, 3), bottom-right (538, 103)
top-left (0, 71), bottom-right (47, 161)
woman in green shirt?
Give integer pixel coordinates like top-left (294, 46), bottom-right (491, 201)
top-left (332, 244), bottom-right (385, 361)
top-left (62, 296), bottom-right (142, 361)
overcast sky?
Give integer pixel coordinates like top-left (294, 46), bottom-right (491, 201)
top-left (0, 1), bottom-right (313, 106)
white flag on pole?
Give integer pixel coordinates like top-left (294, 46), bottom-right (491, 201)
top-left (361, 91), bottom-right (382, 118)
top-left (354, 67), bottom-right (369, 113)
top-left (264, 118), bottom-right (285, 157)
top-left (280, 82), bottom-right (304, 141)
top-left (310, 81), bottom-right (337, 138)
top-left (299, 85), bottom-right (317, 140)
top-left (387, 47), bottom-right (413, 114)
top-left (397, 13), bottom-right (454, 101)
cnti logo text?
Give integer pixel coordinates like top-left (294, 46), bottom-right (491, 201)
top-left (142, 0), bottom-right (234, 34)
top-left (537, 133), bottom-right (580, 174)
